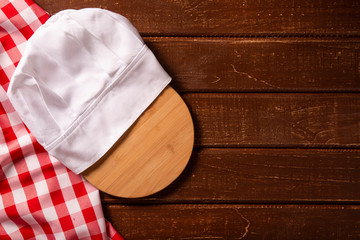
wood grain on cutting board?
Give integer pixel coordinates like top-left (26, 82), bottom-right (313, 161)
top-left (83, 87), bottom-right (194, 198)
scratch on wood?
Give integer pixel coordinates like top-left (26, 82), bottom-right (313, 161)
top-left (203, 163), bottom-right (239, 174)
top-left (230, 64), bottom-right (278, 88)
top-left (211, 76), bottom-right (221, 84)
top-left (234, 209), bottom-right (251, 239)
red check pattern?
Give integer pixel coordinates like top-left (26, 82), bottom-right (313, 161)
top-left (0, 0), bottom-right (123, 239)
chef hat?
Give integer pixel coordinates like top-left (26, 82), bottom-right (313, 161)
top-left (7, 8), bottom-right (171, 174)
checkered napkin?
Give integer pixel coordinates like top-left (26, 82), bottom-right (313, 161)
top-left (0, 0), bottom-right (123, 239)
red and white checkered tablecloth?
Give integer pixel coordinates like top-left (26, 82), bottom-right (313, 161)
top-left (0, 0), bottom-right (123, 239)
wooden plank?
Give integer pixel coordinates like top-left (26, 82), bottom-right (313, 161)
top-left (146, 38), bottom-right (360, 92)
top-left (104, 204), bottom-right (360, 239)
top-left (101, 148), bottom-right (360, 203)
top-left (181, 93), bottom-right (360, 147)
top-left (35, 0), bottom-right (360, 36)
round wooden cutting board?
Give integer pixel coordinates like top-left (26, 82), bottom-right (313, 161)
top-left (82, 86), bottom-right (194, 198)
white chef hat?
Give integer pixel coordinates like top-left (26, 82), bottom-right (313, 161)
top-left (7, 8), bottom-right (171, 174)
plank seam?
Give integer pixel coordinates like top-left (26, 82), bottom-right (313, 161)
top-left (176, 90), bottom-right (360, 94)
top-left (102, 201), bottom-right (360, 206)
top-left (142, 34), bottom-right (360, 39)
top-left (193, 145), bottom-right (360, 149)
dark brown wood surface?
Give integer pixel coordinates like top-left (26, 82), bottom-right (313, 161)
top-left (146, 38), bottom-right (360, 92)
top-left (102, 149), bottom-right (360, 203)
top-left (184, 93), bottom-right (360, 147)
top-left (37, 0), bottom-right (360, 239)
top-left (105, 204), bottom-right (360, 239)
top-left (36, 0), bottom-right (360, 36)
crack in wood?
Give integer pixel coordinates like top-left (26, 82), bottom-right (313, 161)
top-left (234, 209), bottom-right (251, 239)
top-left (230, 64), bottom-right (279, 88)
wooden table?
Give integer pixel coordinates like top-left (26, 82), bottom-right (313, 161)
top-left (37, 0), bottom-right (360, 239)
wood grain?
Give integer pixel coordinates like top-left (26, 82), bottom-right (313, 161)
top-left (145, 38), bottom-right (360, 92)
top-left (104, 204), bottom-right (360, 239)
top-left (181, 93), bottom-right (360, 147)
top-left (36, 0), bottom-right (360, 238)
top-left (35, 0), bottom-right (360, 36)
top-left (101, 148), bottom-right (360, 203)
